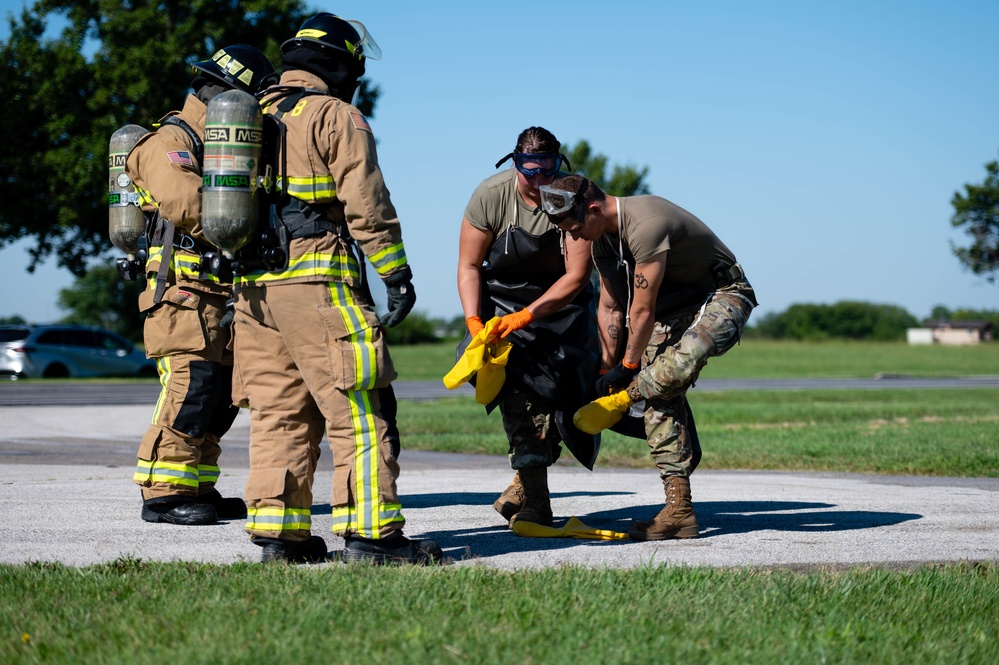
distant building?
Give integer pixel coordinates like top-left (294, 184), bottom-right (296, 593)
top-left (907, 321), bottom-right (995, 346)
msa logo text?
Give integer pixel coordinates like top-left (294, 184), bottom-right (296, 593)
top-left (109, 154), bottom-right (127, 168)
top-left (235, 128), bottom-right (263, 144)
top-left (206, 174), bottom-right (251, 188)
top-left (205, 127), bottom-right (230, 142)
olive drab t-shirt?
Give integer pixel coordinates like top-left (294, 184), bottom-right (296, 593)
top-left (592, 195), bottom-right (738, 314)
top-left (464, 169), bottom-right (558, 237)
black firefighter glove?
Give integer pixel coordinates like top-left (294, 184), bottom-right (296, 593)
top-left (379, 265), bottom-right (416, 328)
top-left (595, 361), bottom-right (640, 396)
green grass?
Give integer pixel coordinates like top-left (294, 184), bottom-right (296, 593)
top-left (397, 388), bottom-right (999, 476)
top-left (390, 339), bottom-right (999, 381)
top-left (6, 340), bottom-right (998, 663)
top-left (2, 560), bottom-right (997, 665)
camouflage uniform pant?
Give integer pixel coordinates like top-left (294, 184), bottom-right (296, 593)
top-left (636, 282), bottom-right (756, 478)
top-left (499, 390), bottom-right (563, 469)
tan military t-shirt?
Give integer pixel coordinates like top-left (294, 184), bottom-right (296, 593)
top-left (464, 169), bottom-right (556, 237)
top-left (593, 195), bottom-right (737, 311)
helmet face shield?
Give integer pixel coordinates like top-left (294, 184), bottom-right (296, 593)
top-left (283, 14), bottom-right (382, 61)
top-left (514, 153), bottom-right (561, 178)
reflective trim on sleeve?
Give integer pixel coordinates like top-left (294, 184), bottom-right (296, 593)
top-left (368, 243), bottom-right (408, 275)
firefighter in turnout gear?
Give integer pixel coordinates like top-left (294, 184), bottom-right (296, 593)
top-left (126, 45), bottom-right (278, 526)
top-left (232, 13), bottom-right (441, 564)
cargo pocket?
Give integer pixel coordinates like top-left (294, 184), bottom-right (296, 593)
top-left (318, 305), bottom-right (397, 391)
top-left (139, 286), bottom-right (207, 357)
top-left (245, 466), bottom-right (290, 502)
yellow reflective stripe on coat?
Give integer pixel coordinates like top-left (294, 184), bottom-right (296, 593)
top-left (235, 251), bottom-right (361, 286)
top-left (198, 464), bottom-right (220, 485)
top-left (132, 459), bottom-right (199, 488)
top-left (245, 506), bottom-right (312, 533)
top-left (278, 174), bottom-right (336, 200)
top-left (368, 243), bottom-right (408, 276)
top-left (173, 253), bottom-right (221, 284)
top-left (136, 185), bottom-right (156, 207)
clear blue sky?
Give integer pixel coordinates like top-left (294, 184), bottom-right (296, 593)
top-left (2, 0), bottom-right (998, 324)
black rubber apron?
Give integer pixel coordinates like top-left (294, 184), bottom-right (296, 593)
top-left (459, 225), bottom-right (602, 469)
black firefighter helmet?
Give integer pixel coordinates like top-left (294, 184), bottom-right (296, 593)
top-left (191, 44), bottom-right (279, 95)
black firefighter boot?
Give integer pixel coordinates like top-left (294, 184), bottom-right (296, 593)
top-left (492, 471), bottom-right (524, 521)
top-left (628, 476), bottom-right (700, 540)
top-left (198, 488), bottom-right (248, 520)
top-left (141, 494), bottom-right (218, 526)
top-left (343, 532), bottom-right (444, 565)
top-left (508, 466), bottom-right (553, 528)
top-left (255, 536), bottom-right (329, 564)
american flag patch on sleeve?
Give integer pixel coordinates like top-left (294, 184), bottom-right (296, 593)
top-left (167, 151), bottom-right (194, 166)
top-left (350, 111), bottom-right (372, 133)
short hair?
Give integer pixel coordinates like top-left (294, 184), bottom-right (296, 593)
top-left (550, 174), bottom-right (606, 207)
top-left (515, 126), bottom-right (560, 154)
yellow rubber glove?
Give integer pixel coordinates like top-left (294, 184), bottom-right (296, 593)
top-left (494, 308), bottom-right (534, 338)
top-left (443, 317), bottom-right (510, 392)
top-left (511, 516), bottom-right (629, 540)
top-left (573, 390), bottom-right (634, 434)
top-left (474, 336), bottom-right (512, 404)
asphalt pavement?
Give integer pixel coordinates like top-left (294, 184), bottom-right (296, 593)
top-left (1, 386), bottom-right (997, 569)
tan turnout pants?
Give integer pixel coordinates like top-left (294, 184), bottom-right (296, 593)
top-left (232, 281), bottom-right (404, 543)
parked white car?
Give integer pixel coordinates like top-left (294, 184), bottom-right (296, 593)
top-left (0, 324), bottom-right (157, 379)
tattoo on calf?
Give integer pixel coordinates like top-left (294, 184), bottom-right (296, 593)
top-left (608, 324), bottom-right (620, 340)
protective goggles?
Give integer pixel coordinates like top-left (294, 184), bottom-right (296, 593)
top-left (495, 152), bottom-right (573, 178)
top-left (539, 178), bottom-right (589, 218)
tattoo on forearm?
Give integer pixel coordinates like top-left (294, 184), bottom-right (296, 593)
top-left (635, 273), bottom-right (649, 289)
top-left (607, 324), bottom-right (620, 340)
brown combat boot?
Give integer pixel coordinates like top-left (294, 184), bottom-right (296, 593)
top-left (629, 476), bottom-right (699, 540)
top-left (493, 471), bottom-right (524, 521)
top-left (508, 466), bottom-right (553, 528)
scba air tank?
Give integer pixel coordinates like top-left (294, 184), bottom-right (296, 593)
top-left (202, 89), bottom-right (263, 257)
top-left (108, 124), bottom-right (149, 258)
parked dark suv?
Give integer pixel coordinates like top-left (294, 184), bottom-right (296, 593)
top-left (0, 324), bottom-right (157, 379)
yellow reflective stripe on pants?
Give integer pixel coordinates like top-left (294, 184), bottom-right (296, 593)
top-left (246, 506), bottom-right (312, 533)
top-left (332, 282), bottom-right (378, 390)
top-left (368, 243), bottom-right (407, 275)
top-left (132, 459), bottom-right (200, 488)
top-left (330, 283), bottom-right (403, 538)
top-left (150, 356), bottom-right (172, 424)
top-left (198, 464), bottom-right (220, 485)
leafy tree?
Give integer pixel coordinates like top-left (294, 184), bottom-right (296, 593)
top-left (0, 0), bottom-right (380, 277)
top-left (951, 159), bottom-right (999, 284)
top-left (0, 315), bottom-right (28, 325)
top-left (383, 310), bottom-right (441, 346)
top-left (564, 140), bottom-right (651, 196)
top-left (56, 265), bottom-right (145, 340)
top-left (748, 301), bottom-right (918, 341)
top-left (925, 306), bottom-right (999, 329)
